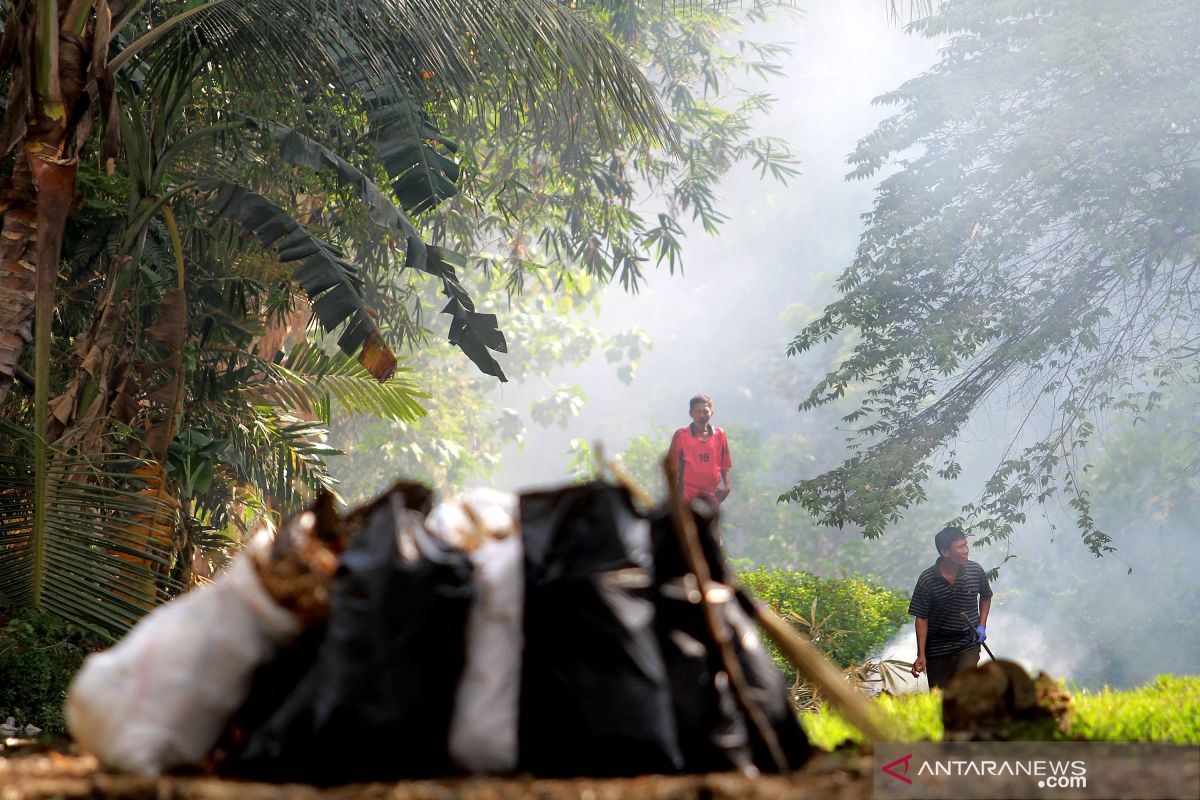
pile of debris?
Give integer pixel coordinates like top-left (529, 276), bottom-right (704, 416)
top-left (66, 478), bottom-right (882, 784)
top-left (942, 659), bottom-right (1073, 740)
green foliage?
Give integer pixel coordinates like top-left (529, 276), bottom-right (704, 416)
top-left (785, 0), bottom-right (1200, 554)
top-left (801, 691), bottom-right (943, 751)
top-left (437, 2), bottom-right (800, 295)
top-left (0, 610), bottom-right (106, 734)
top-left (738, 566), bottom-right (909, 668)
top-left (329, 2), bottom-right (800, 500)
top-left (1070, 676), bottom-right (1200, 744)
top-left (0, 421), bottom-right (182, 632)
top-left (802, 676), bottom-right (1200, 750)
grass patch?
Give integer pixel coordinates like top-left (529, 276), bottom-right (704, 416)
top-left (1071, 675), bottom-right (1200, 744)
top-left (801, 675), bottom-right (1200, 749)
top-left (801, 691), bottom-right (942, 750)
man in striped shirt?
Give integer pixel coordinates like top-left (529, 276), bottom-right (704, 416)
top-left (908, 526), bottom-right (992, 689)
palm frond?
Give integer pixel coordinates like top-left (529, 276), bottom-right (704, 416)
top-left (236, 121), bottom-right (508, 380)
top-left (217, 409), bottom-right (339, 516)
top-left (0, 421), bottom-right (181, 637)
top-left (247, 343), bottom-right (428, 423)
top-left (126, 0), bottom-right (674, 149)
top-left (240, 115), bottom-right (429, 257)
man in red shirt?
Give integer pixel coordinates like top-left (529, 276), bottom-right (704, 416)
top-left (668, 394), bottom-right (732, 506)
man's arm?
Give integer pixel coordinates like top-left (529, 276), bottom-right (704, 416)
top-left (716, 432), bottom-right (732, 502)
top-left (716, 469), bottom-right (731, 502)
top-left (912, 617), bottom-right (928, 677)
top-left (976, 565), bottom-right (993, 639)
top-left (667, 431), bottom-right (684, 489)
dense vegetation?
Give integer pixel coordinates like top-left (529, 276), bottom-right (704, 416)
top-left (738, 566), bottom-right (908, 668)
top-left (0, 611), bottom-right (105, 735)
top-left (0, 0), bottom-right (798, 637)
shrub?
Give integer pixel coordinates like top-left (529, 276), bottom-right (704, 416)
top-left (738, 566), bottom-right (909, 669)
top-left (0, 610), bottom-right (107, 735)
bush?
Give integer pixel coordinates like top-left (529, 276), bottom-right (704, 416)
top-left (0, 610), bottom-right (107, 735)
top-left (737, 566), bottom-right (909, 670)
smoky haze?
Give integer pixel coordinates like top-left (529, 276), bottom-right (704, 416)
top-left (490, 1), bottom-right (941, 488)
top-left (348, 1), bottom-right (1200, 690)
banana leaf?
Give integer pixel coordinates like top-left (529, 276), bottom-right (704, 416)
top-left (196, 178), bottom-right (397, 381)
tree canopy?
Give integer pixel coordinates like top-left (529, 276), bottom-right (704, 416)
top-left (0, 0), bottom-right (675, 632)
top-left (784, 0), bottom-right (1200, 554)
top-left (329, 0), bottom-right (800, 499)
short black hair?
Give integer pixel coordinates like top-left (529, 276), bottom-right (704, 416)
top-left (689, 394), bottom-right (712, 410)
top-left (934, 526), bottom-right (966, 556)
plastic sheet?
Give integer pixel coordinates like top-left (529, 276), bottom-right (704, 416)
top-left (228, 483), bottom-right (473, 784)
top-left (649, 505), bottom-right (811, 773)
top-left (428, 489), bottom-right (524, 773)
top-left (518, 482), bottom-right (683, 776)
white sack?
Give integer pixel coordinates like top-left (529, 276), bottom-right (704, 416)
top-left (67, 548), bottom-right (302, 775)
top-left (428, 490), bottom-right (524, 773)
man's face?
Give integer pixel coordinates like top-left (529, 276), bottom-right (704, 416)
top-left (941, 537), bottom-right (969, 566)
top-left (690, 402), bottom-right (713, 429)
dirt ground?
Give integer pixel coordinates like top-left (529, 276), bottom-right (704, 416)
top-left (0, 748), bottom-right (872, 800)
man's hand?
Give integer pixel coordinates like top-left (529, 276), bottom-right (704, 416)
top-left (716, 488), bottom-right (730, 504)
top-left (975, 624), bottom-right (987, 643)
top-left (911, 656), bottom-right (926, 677)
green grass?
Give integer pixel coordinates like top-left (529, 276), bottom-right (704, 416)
top-left (1071, 675), bottom-right (1200, 744)
top-left (801, 691), bottom-right (943, 750)
top-left (800, 675), bottom-right (1200, 749)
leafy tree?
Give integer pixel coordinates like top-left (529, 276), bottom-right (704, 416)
top-left (0, 0), bottom-right (672, 632)
top-left (329, 0), bottom-right (800, 498)
top-left (785, 0), bottom-right (1200, 555)
top-left (432, 0), bottom-right (799, 294)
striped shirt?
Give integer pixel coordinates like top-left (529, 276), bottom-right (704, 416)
top-left (908, 558), bottom-right (992, 658)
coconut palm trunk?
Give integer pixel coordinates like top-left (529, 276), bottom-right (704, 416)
top-left (0, 0), bottom-right (94, 403)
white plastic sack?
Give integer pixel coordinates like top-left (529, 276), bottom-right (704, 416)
top-left (67, 544), bottom-right (303, 775)
top-left (427, 489), bottom-right (524, 773)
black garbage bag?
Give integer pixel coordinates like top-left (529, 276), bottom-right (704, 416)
top-left (518, 482), bottom-right (684, 776)
top-left (649, 504), bottom-right (811, 773)
top-left (225, 482), bottom-right (473, 784)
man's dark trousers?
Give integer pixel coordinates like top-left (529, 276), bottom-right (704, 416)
top-left (926, 645), bottom-right (980, 689)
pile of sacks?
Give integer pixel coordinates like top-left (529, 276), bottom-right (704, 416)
top-left (67, 481), bottom-right (810, 783)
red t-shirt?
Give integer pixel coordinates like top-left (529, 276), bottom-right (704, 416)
top-left (668, 424), bottom-right (732, 503)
